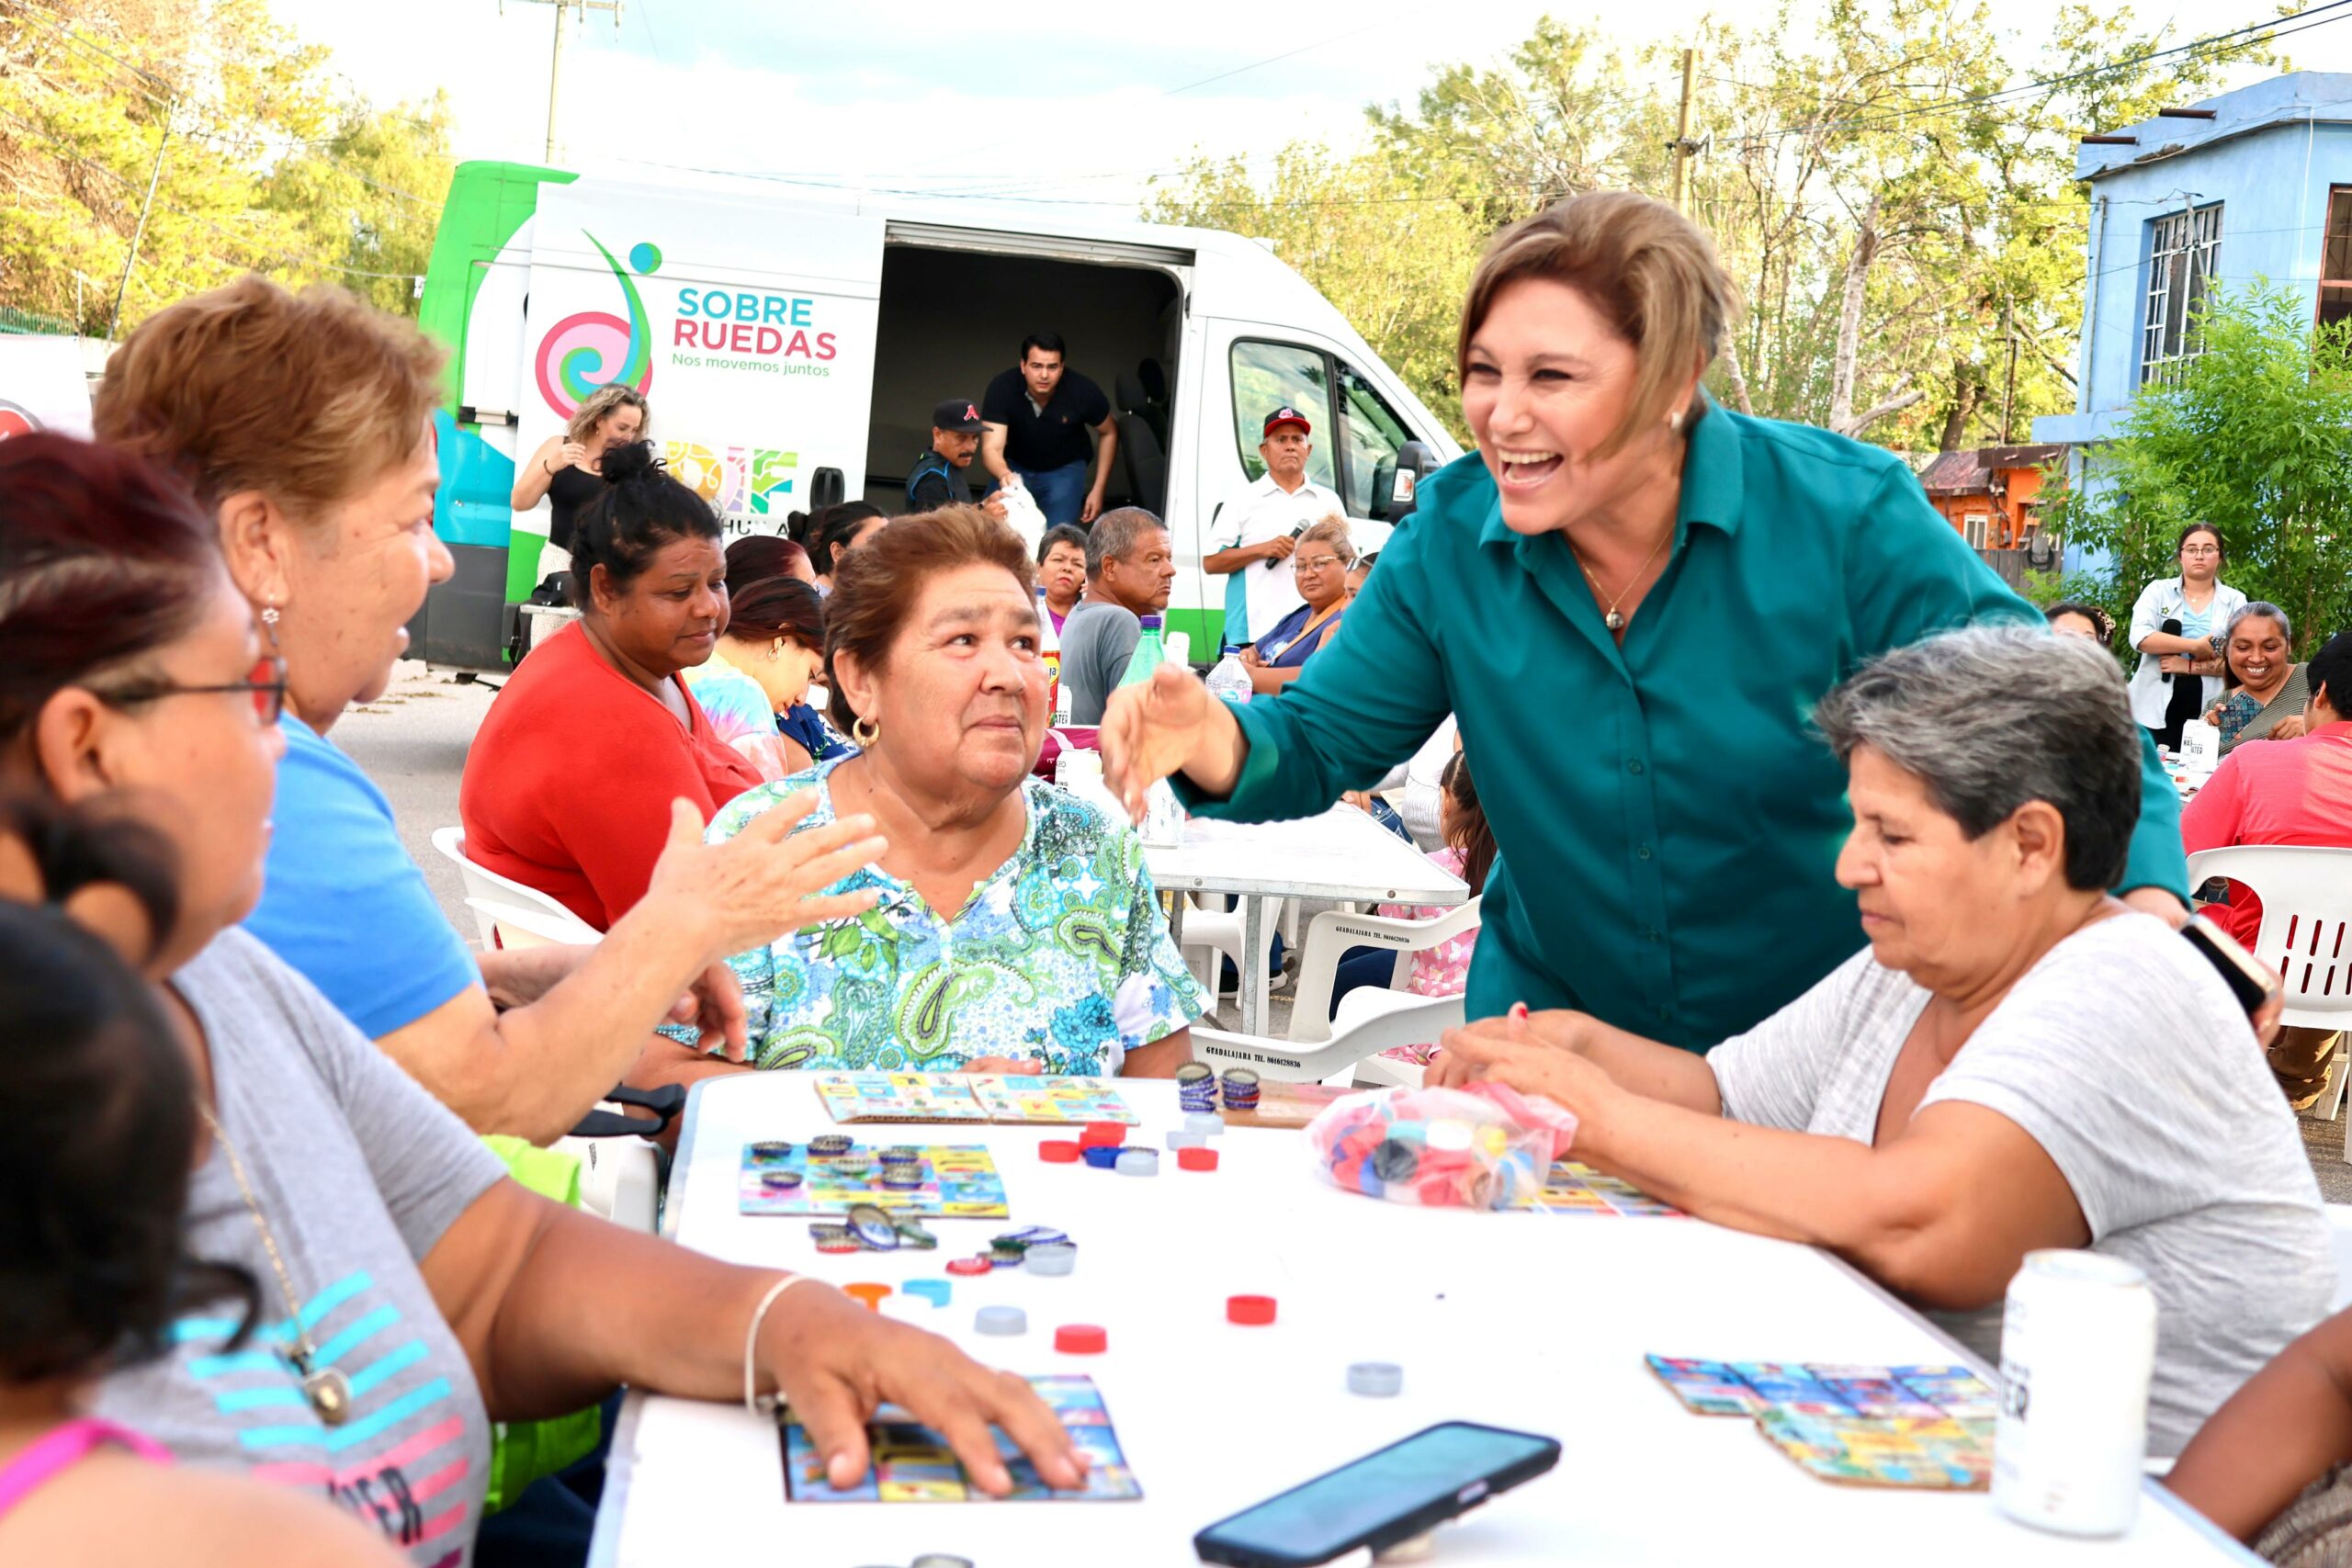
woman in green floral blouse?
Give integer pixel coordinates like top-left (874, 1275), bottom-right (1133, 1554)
top-left (708, 505), bottom-right (1201, 1076)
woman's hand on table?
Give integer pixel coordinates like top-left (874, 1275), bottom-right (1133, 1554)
top-left (959, 1055), bottom-right (1044, 1076)
top-left (641, 795), bottom-right (887, 958)
top-left (764, 1282), bottom-right (1085, 1496)
top-left (1100, 663), bottom-right (1244, 821)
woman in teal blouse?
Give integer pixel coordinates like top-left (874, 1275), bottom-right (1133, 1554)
top-left (1102, 191), bottom-right (2188, 1051)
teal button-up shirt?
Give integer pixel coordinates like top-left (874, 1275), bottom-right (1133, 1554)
top-left (1182, 406), bottom-right (2188, 1051)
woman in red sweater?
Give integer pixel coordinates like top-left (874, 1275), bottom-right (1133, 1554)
top-left (461, 443), bottom-right (763, 928)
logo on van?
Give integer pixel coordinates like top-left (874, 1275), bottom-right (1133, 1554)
top-left (534, 231), bottom-right (656, 419)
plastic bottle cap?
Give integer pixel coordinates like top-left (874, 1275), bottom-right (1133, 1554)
top-left (1081, 1145), bottom-right (1125, 1169)
top-left (903, 1279), bottom-right (953, 1308)
top-left (1038, 1140), bottom-right (1082, 1164)
top-left (842, 1282), bottom-right (892, 1311)
top-left (1055, 1324), bottom-right (1108, 1354)
top-left (945, 1256), bottom-right (993, 1277)
top-left (1025, 1244), bottom-right (1077, 1276)
top-left (1348, 1361), bottom-right (1405, 1397)
top-left (1177, 1146), bottom-right (1220, 1172)
top-left (1114, 1148), bottom-right (1160, 1177)
top-left (1167, 1131), bottom-right (1207, 1151)
top-left (1227, 1293), bottom-right (1277, 1325)
top-left (975, 1305), bottom-right (1028, 1337)
top-left (1184, 1112), bottom-right (1225, 1137)
top-left (1079, 1122), bottom-right (1126, 1148)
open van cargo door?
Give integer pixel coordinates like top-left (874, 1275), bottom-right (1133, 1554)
top-left (521, 183), bottom-right (885, 551)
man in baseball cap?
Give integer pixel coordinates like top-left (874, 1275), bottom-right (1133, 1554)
top-left (1204, 403), bottom-right (1343, 648)
top-left (908, 397), bottom-right (1006, 522)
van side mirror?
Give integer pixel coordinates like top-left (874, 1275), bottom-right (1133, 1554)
top-left (1380, 442), bottom-right (1441, 522)
top-left (808, 467), bottom-right (845, 513)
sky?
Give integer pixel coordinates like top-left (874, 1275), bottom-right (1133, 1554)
top-left (272, 0), bottom-right (2352, 212)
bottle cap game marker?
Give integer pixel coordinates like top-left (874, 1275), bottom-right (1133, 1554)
top-left (1038, 1139), bottom-right (1082, 1163)
top-left (1184, 1112), bottom-right (1224, 1137)
top-left (975, 1305), bottom-right (1028, 1336)
top-left (842, 1282), bottom-right (892, 1311)
top-left (1025, 1244), bottom-right (1077, 1276)
top-left (1114, 1148), bottom-right (1160, 1177)
top-left (1081, 1145), bottom-right (1125, 1169)
top-left (903, 1279), bottom-right (953, 1307)
top-left (1227, 1294), bottom-right (1277, 1325)
top-left (1348, 1361), bottom-right (1404, 1397)
top-left (945, 1256), bottom-right (993, 1277)
top-left (1177, 1146), bottom-right (1220, 1172)
top-left (1167, 1131), bottom-right (1207, 1151)
top-left (1080, 1122), bottom-right (1126, 1147)
top-left (1054, 1325), bottom-right (1107, 1355)
top-left (844, 1203), bottom-right (899, 1251)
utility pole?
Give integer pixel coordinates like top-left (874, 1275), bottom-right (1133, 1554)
top-left (109, 107), bottom-right (172, 343)
top-left (506, 0), bottom-right (622, 164)
top-left (2001, 300), bottom-right (2019, 446)
top-left (1670, 48), bottom-right (1697, 212)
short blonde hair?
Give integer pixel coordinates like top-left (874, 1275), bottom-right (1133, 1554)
top-left (1299, 516), bottom-right (1356, 564)
top-left (1458, 191), bottom-right (1737, 458)
top-left (92, 275), bottom-right (446, 521)
top-left (566, 384), bottom-right (649, 445)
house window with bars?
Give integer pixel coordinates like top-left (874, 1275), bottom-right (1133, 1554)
top-left (2319, 187), bottom-right (2352, 330)
top-left (2141, 203), bottom-right (2223, 386)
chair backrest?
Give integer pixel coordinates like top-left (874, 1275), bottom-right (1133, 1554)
top-left (1193, 993), bottom-right (1465, 1083)
top-left (1287, 897), bottom-right (1483, 1043)
top-left (2184, 845), bottom-right (2352, 1026)
top-left (463, 897), bottom-right (601, 952)
top-left (430, 825), bottom-right (597, 948)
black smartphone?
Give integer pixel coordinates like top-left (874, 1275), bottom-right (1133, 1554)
top-left (2181, 916), bottom-right (2283, 1019)
top-left (1193, 1422), bottom-right (1560, 1567)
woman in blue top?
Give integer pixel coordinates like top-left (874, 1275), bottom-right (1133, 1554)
top-left (1102, 191), bottom-right (2188, 1051)
top-left (1241, 517), bottom-right (1355, 694)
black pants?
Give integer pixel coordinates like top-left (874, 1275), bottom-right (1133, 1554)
top-left (2152, 672), bottom-right (2205, 751)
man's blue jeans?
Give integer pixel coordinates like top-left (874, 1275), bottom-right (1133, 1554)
top-left (1002, 458), bottom-right (1091, 527)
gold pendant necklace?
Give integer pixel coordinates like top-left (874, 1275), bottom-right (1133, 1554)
top-left (196, 1102), bottom-right (353, 1427)
top-left (1574, 525), bottom-right (1675, 633)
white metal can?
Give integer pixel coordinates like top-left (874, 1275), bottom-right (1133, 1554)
top-left (1993, 1248), bottom-right (2158, 1537)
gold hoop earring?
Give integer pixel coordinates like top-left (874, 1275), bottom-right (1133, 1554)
top-left (851, 715), bottom-right (879, 748)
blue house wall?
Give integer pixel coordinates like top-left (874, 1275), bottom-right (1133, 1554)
top-left (2034, 72), bottom-right (2352, 569)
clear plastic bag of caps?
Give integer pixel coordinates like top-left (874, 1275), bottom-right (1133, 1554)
top-left (1305, 1082), bottom-right (1578, 1210)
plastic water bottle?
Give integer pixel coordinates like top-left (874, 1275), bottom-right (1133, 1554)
top-left (1204, 651), bottom-right (1252, 705)
top-left (1109, 616), bottom-right (1184, 844)
top-left (1116, 614), bottom-right (1167, 692)
top-left (1035, 586), bottom-right (1062, 719)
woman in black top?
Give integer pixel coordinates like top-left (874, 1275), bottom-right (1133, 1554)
top-left (512, 385), bottom-right (649, 553)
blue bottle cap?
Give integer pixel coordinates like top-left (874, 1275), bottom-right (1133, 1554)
top-left (902, 1278), bottom-right (953, 1307)
top-left (844, 1203), bottom-right (899, 1250)
top-left (1081, 1145), bottom-right (1125, 1169)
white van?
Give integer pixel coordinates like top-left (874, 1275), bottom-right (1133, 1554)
top-left (412, 161), bottom-right (1460, 670)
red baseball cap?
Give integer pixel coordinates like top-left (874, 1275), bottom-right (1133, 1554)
top-left (1261, 405), bottom-right (1312, 438)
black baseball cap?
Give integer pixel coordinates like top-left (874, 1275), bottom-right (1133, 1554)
top-left (933, 398), bottom-right (985, 434)
top-left (1262, 405), bottom-right (1312, 437)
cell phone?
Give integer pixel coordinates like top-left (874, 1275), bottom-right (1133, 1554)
top-left (1193, 1421), bottom-right (1560, 1568)
top-left (2181, 916), bottom-right (2283, 1019)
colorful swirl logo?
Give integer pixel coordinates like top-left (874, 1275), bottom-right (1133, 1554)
top-left (534, 233), bottom-right (656, 419)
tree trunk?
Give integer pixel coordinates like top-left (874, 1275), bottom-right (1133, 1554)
top-left (1939, 356), bottom-right (1982, 451)
top-left (1717, 328), bottom-right (1756, 416)
top-left (1827, 190), bottom-right (1883, 435)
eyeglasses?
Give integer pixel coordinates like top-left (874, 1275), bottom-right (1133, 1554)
top-left (2181, 545), bottom-right (2222, 557)
top-left (1293, 554), bottom-right (1348, 572)
top-left (89, 653), bottom-right (289, 727)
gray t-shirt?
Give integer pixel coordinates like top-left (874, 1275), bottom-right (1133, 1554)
top-left (1060, 599), bottom-right (1142, 725)
top-left (94, 929), bottom-right (506, 1563)
top-left (1708, 913), bottom-right (2331, 1457)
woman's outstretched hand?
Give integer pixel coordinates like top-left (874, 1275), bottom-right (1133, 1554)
top-left (1098, 664), bottom-right (1238, 824)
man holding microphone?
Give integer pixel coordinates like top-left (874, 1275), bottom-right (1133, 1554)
top-left (1204, 406), bottom-right (1345, 650)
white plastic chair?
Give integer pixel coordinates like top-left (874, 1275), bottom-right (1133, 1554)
top-left (430, 826), bottom-right (599, 949)
top-left (2184, 845), bottom-right (2352, 1151)
top-left (1175, 892), bottom-right (1285, 1023)
top-left (1191, 994), bottom-right (1465, 1086)
top-left (1286, 897), bottom-right (1484, 1045)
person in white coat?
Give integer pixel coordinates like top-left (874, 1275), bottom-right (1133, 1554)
top-left (2127, 523), bottom-right (2245, 750)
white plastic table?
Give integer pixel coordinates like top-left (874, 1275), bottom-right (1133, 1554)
top-left (588, 1075), bottom-right (2256, 1568)
top-left (1145, 807), bottom-right (1470, 1034)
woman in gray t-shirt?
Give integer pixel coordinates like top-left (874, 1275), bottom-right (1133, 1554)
top-left (3, 435), bottom-right (1087, 1565)
top-left (1437, 627), bottom-right (2330, 1456)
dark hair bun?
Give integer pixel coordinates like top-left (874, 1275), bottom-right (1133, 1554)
top-left (598, 438), bottom-right (661, 487)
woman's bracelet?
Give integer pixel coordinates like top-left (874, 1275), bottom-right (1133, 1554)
top-left (742, 1272), bottom-right (820, 1416)
top-left (543, 457), bottom-right (556, 475)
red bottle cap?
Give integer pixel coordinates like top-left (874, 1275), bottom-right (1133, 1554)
top-left (1079, 1122), bottom-right (1125, 1148)
top-left (1055, 1324), bottom-right (1108, 1354)
top-left (1177, 1146), bottom-right (1220, 1172)
top-left (1038, 1140), bottom-right (1082, 1163)
top-left (1227, 1294), bottom-right (1277, 1325)
top-left (842, 1282), bottom-right (892, 1311)
top-left (946, 1256), bottom-right (993, 1276)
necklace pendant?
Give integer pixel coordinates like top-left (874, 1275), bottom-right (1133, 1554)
top-left (1605, 609), bottom-right (1626, 632)
top-left (302, 1365), bottom-right (355, 1427)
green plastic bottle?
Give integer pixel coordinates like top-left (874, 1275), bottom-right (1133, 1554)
top-left (1116, 614), bottom-right (1167, 690)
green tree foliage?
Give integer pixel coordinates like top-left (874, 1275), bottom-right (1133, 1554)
top-left (2043, 284), bottom-right (2352, 657)
top-left (0, 0), bottom-right (452, 333)
top-left (1147, 6), bottom-right (2274, 454)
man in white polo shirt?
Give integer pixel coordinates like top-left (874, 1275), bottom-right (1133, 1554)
top-left (1205, 405), bottom-right (1344, 649)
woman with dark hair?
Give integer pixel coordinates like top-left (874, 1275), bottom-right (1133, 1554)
top-left (707, 505), bottom-right (1201, 1076)
top-left (0, 434), bottom-right (1081, 1567)
top-left (2202, 602), bottom-right (2310, 755)
top-left (684, 576), bottom-right (835, 779)
top-left (2128, 523), bottom-right (2246, 750)
top-left (0, 804), bottom-right (406, 1566)
top-left (2043, 600), bottom-right (2116, 645)
top-left (461, 443), bottom-right (769, 928)
top-left (808, 501), bottom-right (887, 592)
top-left (726, 532), bottom-right (816, 588)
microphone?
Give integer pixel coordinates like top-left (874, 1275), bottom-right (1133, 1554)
top-left (2160, 617), bottom-right (2181, 684)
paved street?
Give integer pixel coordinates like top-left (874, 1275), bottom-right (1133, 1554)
top-left (331, 660), bottom-right (497, 943)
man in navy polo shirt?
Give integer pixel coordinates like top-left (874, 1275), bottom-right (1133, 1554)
top-left (979, 331), bottom-right (1118, 527)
